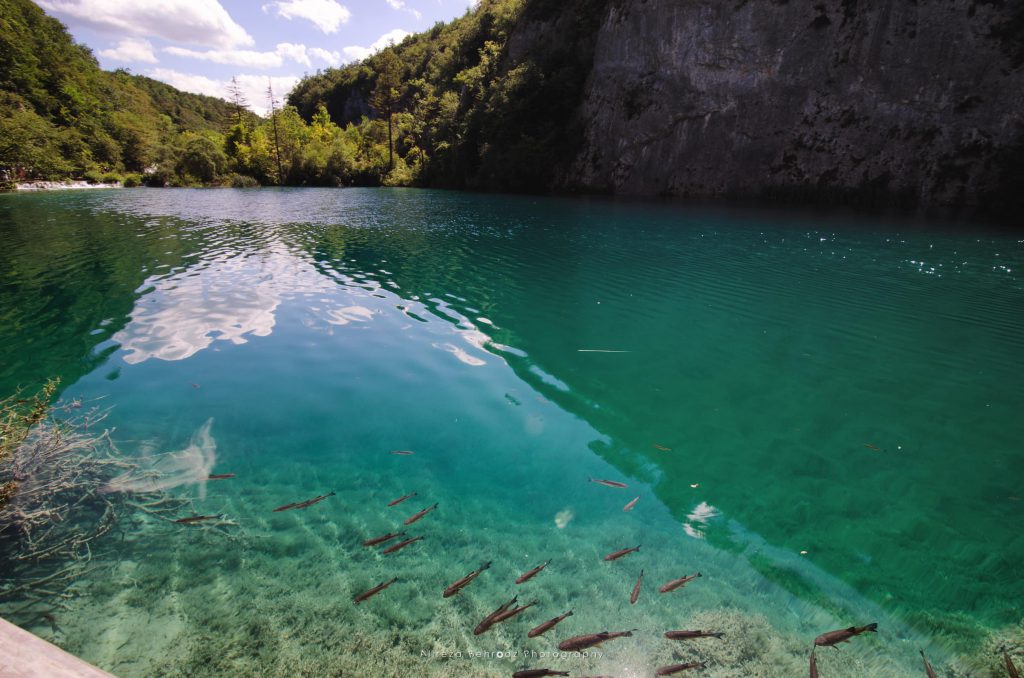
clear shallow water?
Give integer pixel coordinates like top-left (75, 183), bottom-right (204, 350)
top-left (0, 188), bottom-right (1021, 677)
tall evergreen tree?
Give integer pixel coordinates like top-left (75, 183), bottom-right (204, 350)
top-left (370, 47), bottom-right (403, 171)
top-left (266, 80), bottom-right (284, 185)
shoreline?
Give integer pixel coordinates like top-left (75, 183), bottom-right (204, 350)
top-left (11, 181), bottom-right (123, 192)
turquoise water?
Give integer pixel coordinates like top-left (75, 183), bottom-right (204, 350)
top-left (0, 188), bottom-right (1021, 677)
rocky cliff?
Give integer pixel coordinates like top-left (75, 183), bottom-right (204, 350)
top-left (563, 0), bottom-right (1024, 213)
top-left (290, 0), bottom-right (1023, 215)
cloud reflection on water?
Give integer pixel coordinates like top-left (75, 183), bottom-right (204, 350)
top-left (114, 247), bottom-right (336, 364)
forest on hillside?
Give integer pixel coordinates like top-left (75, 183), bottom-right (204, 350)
top-left (1, 0), bottom-right (575, 190)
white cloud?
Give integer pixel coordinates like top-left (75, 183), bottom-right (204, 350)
top-left (37, 0), bottom-right (252, 48)
top-left (99, 38), bottom-right (158, 64)
top-left (149, 69), bottom-right (300, 115)
top-left (342, 28), bottom-right (410, 62)
top-left (309, 47), bottom-right (343, 66)
top-left (386, 0), bottom-right (422, 20)
top-left (262, 0), bottom-right (351, 34)
top-left (275, 42), bottom-right (311, 68)
top-left (164, 43), bottom-right (317, 69)
top-left (165, 46), bottom-right (283, 69)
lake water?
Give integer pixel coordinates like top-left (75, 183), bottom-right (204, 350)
top-left (0, 188), bottom-right (1021, 677)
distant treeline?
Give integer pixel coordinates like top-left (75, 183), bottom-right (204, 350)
top-left (2, 0), bottom-right (602, 190)
top-left (0, 0), bottom-right (246, 186)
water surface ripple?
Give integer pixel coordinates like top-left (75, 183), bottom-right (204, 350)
top-left (0, 188), bottom-right (1021, 677)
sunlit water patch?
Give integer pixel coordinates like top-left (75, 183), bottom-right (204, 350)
top-left (0, 188), bottom-right (1021, 677)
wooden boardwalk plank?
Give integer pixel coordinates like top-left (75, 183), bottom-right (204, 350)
top-left (0, 616), bottom-right (115, 677)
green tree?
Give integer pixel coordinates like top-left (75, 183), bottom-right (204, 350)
top-left (176, 134), bottom-right (226, 183)
top-left (370, 46), bottom-right (403, 171)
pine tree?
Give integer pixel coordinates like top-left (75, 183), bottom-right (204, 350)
top-left (370, 47), bottom-right (403, 171)
top-left (227, 77), bottom-right (248, 127)
top-left (266, 80), bottom-right (283, 185)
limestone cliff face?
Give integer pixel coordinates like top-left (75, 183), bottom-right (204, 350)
top-left (562, 0), bottom-right (1024, 211)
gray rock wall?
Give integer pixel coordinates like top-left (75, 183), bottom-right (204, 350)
top-left (564, 0), bottom-right (1024, 210)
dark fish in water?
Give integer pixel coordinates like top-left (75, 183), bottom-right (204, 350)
top-left (623, 496), bottom-right (639, 511)
top-left (664, 630), bottom-right (724, 640)
top-left (207, 473), bottom-right (235, 480)
top-left (383, 536), bottom-right (424, 554)
top-left (516, 560), bottom-right (549, 584)
top-left (920, 650), bottom-right (936, 678)
top-left (490, 600), bottom-right (538, 625)
top-left (273, 492), bottom-right (335, 512)
top-left (814, 623), bottom-right (878, 647)
top-left (1007, 651), bottom-right (1021, 678)
top-left (589, 477), bottom-right (627, 488)
top-left (656, 662), bottom-right (707, 675)
top-left (528, 611), bottom-right (573, 638)
top-left (653, 444), bottom-right (671, 451)
top-left (390, 450), bottom-right (415, 455)
top-left (474, 596), bottom-right (518, 635)
top-left (864, 443), bottom-right (882, 452)
top-left (387, 492), bottom-right (417, 507)
top-left (190, 382), bottom-right (200, 389)
top-left (443, 562), bottom-right (491, 598)
top-left (293, 492), bottom-right (335, 509)
top-left (659, 572), bottom-right (702, 593)
top-left (630, 570), bottom-right (643, 605)
top-left (362, 531), bottom-right (405, 547)
top-left (512, 670), bottom-right (569, 678)
top-left (353, 578), bottom-right (398, 604)
top-left (557, 630), bottom-right (635, 651)
top-left (604, 545), bottom-right (640, 561)
top-left (404, 502), bottom-right (438, 525)
top-left (810, 649), bottom-right (818, 678)
top-left (174, 514), bottom-right (220, 524)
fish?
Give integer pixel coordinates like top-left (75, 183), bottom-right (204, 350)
top-left (630, 570), bottom-right (643, 605)
top-left (190, 382), bottom-right (201, 389)
top-left (659, 572), bottom-right (702, 593)
top-left (623, 496), bottom-right (639, 511)
top-left (810, 649), bottom-right (818, 678)
top-left (362, 531), bottom-right (405, 547)
top-left (273, 492), bottom-right (335, 512)
top-left (473, 596), bottom-right (518, 635)
top-left (663, 630), bottom-right (724, 640)
top-left (387, 492), bottom-right (417, 507)
top-left (527, 611), bottom-right (573, 638)
top-left (864, 443), bottom-right (882, 452)
top-left (604, 545), bottom-right (640, 561)
top-left (920, 650), bottom-right (936, 678)
top-left (656, 662), bottom-right (707, 675)
top-left (589, 477), bottom-right (627, 488)
top-left (1007, 651), bottom-right (1021, 678)
top-left (512, 670), bottom-right (569, 678)
top-left (382, 536), bottom-right (424, 554)
top-left (353, 578), bottom-right (398, 604)
top-left (443, 562), bottom-right (491, 598)
top-left (404, 502), bottom-right (438, 525)
top-left (490, 600), bottom-right (538, 625)
top-left (813, 623), bottom-right (878, 647)
top-left (390, 450), bottom-right (415, 455)
top-left (207, 473), bottom-right (235, 480)
top-left (557, 630), bottom-right (635, 651)
top-left (653, 444), bottom-right (672, 451)
top-left (293, 492), bottom-right (335, 509)
top-left (516, 560), bottom-right (549, 584)
top-left (174, 514), bottom-right (220, 524)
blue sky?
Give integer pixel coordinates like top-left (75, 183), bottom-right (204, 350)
top-left (36, 0), bottom-right (477, 113)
